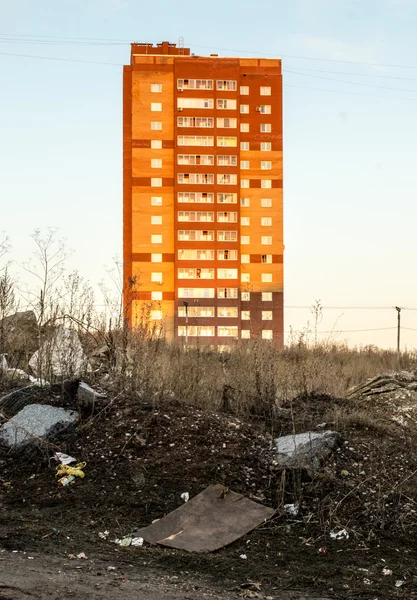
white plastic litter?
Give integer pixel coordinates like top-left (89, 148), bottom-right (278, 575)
top-left (181, 492), bottom-right (190, 503)
top-left (131, 537), bottom-right (144, 547)
top-left (284, 503), bottom-right (299, 516)
top-left (330, 528), bottom-right (349, 540)
top-left (54, 452), bottom-right (77, 465)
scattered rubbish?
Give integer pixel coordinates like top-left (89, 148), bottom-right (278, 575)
top-left (240, 554), bottom-right (248, 560)
top-left (340, 470), bottom-right (349, 478)
top-left (0, 354), bottom-right (8, 374)
top-left (395, 579), bottom-right (406, 587)
top-left (133, 484), bottom-right (275, 553)
top-left (68, 552), bottom-right (88, 560)
top-left (131, 537), bottom-right (144, 547)
top-left (318, 547), bottom-right (327, 554)
top-left (107, 566), bottom-right (117, 571)
top-left (117, 537), bottom-right (132, 547)
top-left (77, 381), bottom-right (107, 410)
top-left (284, 503), bottom-right (299, 516)
top-left (56, 462), bottom-right (86, 487)
top-left (240, 583), bottom-right (261, 591)
top-left (54, 452), bottom-right (77, 465)
top-left (29, 327), bottom-right (90, 377)
top-left (273, 431), bottom-right (341, 474)
top-left (330, 529), bottom-right (349, 540)
top-left (99, 531), bottom-right (110, 539)
top-left (0, 404), bottom-right (78, 448)
top-left (363, 578), bottom-right (371, 585)
top-left (382, 568), bottom-right (393, 576)
top-left (181, 492), bottom-right (190, 503)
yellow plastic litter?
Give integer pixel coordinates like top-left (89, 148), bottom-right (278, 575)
top-left (56, 462), bottom-right (86, 480)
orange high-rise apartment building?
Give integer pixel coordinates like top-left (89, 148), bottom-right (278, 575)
top-left (123, 41), bottom-right (283, 347)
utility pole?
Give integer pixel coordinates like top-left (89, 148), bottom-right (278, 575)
top-left (183, 301), bottom-right (189, 346)
top-left (395, 306), bottom-right (401, 364)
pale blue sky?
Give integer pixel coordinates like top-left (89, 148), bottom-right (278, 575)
top-left (1, 0), bottom-right (417, 348)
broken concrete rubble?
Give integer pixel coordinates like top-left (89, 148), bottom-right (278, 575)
top-left (29, 327), bottom-right (90, 378)
top-left (0, 404), bottom-right (77, 448)
top-left (274, 430), bottom-right (341, 474)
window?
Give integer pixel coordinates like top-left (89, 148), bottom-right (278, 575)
top-left (261, 236), bottom-right (272, 245)
top-left (151, 215), bottom-right (162, 225)
top-left (218, 307), bottom-right (238, 318)
top-left (178, 155), bottom-right (215, 166)
top-left (178, 98), bottom-right (214, 109)
top-left (261, 254), bottom-right (272, 263)
top-left (217, 288), bottom-right (238, 299)
top-left (262, 292), bottom-right (273, 301)
top-left (151, 102), bottom-right (162, 112)
top-left (217, 155), bottom-right (237, 166)
top-left (217, 230), bottom-right (238, 242)
top-left (178, 117), bottom-right (214, 128)
top-left (241, 330), bottom-right (250, 339)
top-left (262, 273), bottom-right (273, 282)
top-left (151, 196), bottom-right (162, 206)
top-left (178, 173), bottom-right (214, 184)
top-left (240, 160), bottom-right (250, 170)
top-left (178, 268), bottom-right (214, 279)
top-left (241, 311), bottom-right (250, 320)
top-left (241, 254), bottom-right (250, 263)
top-left (217, 211), bottom-right (237, 223)
top-left (151, 234), bottom-right (162, 244)
top-left (241, 292), bottom-right (250, 301)
top-left (178, 230), bottom-right (214, 241)
top-left (261, 161), bottom-right (272, 170)
top-left (240, 86), bottom-right (249, 95)
top-left (261, 180), bottom-right (272, 188)
top-left (241, 197), bottom-right (250, 207)
top-left (177, 79), bottom-right (213, 90)
top-left (241, 273), bottom-right (250, 283)
top-left (217, 174), bottom-right (238, 185)
top-left (217, 80), bottom-right (237, 91)
top-left (217, 249), bottom-right (238, 260)
top-left (261, 217), bottom-right (272, 227)
top-left (178, 192), bottom-right (214, 203)
top-left (241, 235), bottom-right (250, 245)
top-left (260, 105), bottom-right (271, 114)
top-left (218, 326), bottom-right (238, 337)
top-left (217, 99), bottom-right (237, 110)
top-left (151, 272), bottom-right (163, 283)
top-left (178, 249), bottom-right (214, 260)
top-left (177, 211), bottom-right (214, 222)
top-left (151, 178), bottom-right (162, 187)
top-left (177, 136), bottom-right (214, 146)
top-left (151, 121), bottom-right (162, 130)
top-left (178, 288), bottom-right (215, 298)
top-left (260, 123), bottom-right (272, 133)
top-left (260, 86), bottom-right (271, 95)
top-left (241, 179), bottom-right (250, 188)
top-left (262, 311), bottom-right (273, 320)
top-left (241, 216), bottom-right (250, 226)
top-left (217, 268), bottom-right (238, 279)
top-left (261, 198), bottom-right (272, 207)
top-left (240, 141), bottom-right (250, 151)
top-left (240, 123), bottom-right (250, 132)
top-left (240, 105), bottom-right (249, 114)
top-left (178, 325), bottom-right (215, 336)
top-left (261, 142), bottom-right (271, 151)
top-left (151, 310), bottom-right (163, 320)
top-left (151, 83), bottom-right (162, 93)
top-left (151, 158), bottom-right (162, 168)
top-left (218, 193), bottom-right (238, 204)
top-left (151, 140), bottom-right (162, 149)
top-left (217, 118), bottom-right (237, 128)
top-left (178, 306), bottom-right (215, 318)
top-left (151, 253), bottom-right (162, 262)
top-left (217, 136), bottom-right (237, 147)
top-left (262, 330), bottom-right (273, 340)
top-left (152, 291), bottom-right (162, 300)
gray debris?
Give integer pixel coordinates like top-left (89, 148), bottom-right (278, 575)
top-left (0, 404), bottom-right (77, 448)
top-left (77, 381), bottom-right (106, 408)
top-left (274, 430), bottom-right (341, 474)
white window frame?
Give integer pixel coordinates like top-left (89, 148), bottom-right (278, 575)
top-left (151, 140), bottom-right (162, 149)
top-left (151, 196), bottom-right (162, 206)
top-left (151, 102), bottom-right (162, 112)
top-left (261, 198), bottom-right (272, 207)
top-left (260, 86), bottom-right (271, 96)
top-left (261, 273), bottom-right (273, 283)
top-left (151, 158), bottom-right (162, 168)
top-left (151, 234), bottom-right (162, 244)
top-left (151, 121), bottom-right (162, 130)
top-left (151, 83), bottom-right (162, 93)
top-left (151, 215), bottom-right (163, 225)
top-left (262, 292), bottom-right (273, 301)
top-left (261, 236), bottom-right (272, 245)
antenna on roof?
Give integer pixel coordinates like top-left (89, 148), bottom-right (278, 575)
top-left (178, 36), bottom-right (184, 55)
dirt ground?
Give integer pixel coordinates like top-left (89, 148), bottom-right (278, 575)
top-left (1, 387), bottom-right (417, 599)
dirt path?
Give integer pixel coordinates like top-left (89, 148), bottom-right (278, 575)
top-left (0, 549), bottom-right (332, 600)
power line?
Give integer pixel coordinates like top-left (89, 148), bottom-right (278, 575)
top-left (286, 66), bottom-right (417, 83)
top-left (285, 305), bottom-right (417, 310)
top-left (284, 82), bottom-right (417, 102)
top-left (0, 50), bottom-right (121, 66)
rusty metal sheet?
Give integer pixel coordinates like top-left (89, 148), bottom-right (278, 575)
top-left (134, 484), bottom-right (275, 553)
